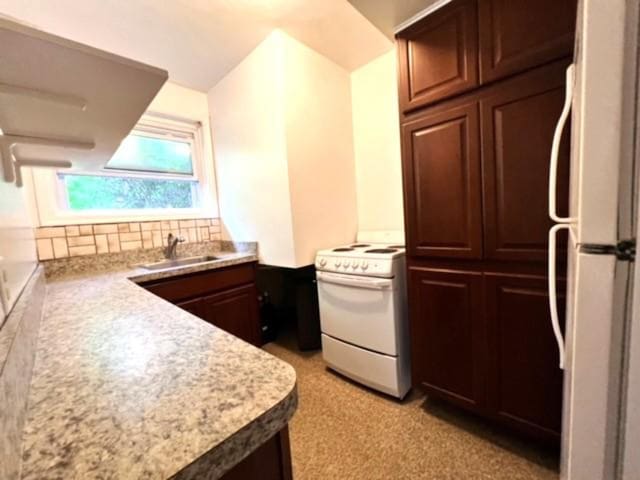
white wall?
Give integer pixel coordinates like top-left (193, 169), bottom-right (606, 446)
top-left (208, 32), bottom-right (297, 267)
top-left (208, 30), bottom-right (358, 268)
top-left (350, 51), bottom-right (404, 233)
top-left (284, 35), bottom-right (358, 265)
top-left (0, 163), bottom-right (37, 323)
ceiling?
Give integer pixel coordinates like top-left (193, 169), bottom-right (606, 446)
top-left (347, 0), bottom-right (441, 38)
top-left (0, 0), bottom-right (393, 92)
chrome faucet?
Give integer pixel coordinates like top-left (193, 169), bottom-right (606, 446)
top-left (165, 233), bottom-right (185, 259)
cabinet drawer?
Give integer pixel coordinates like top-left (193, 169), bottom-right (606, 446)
top-left (141, 263), bottom-right (256, 302)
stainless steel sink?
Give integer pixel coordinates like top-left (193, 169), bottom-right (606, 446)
top-left (140, 255), bottom-right (219, 270)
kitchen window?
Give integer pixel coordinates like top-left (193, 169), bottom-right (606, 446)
top-left (59, 128), bottom-right (199, 211)
top-left (29, 114), bottom-right (217, 225)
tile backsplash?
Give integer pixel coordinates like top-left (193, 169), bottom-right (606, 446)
top-left (35, 218), bottom-right (221, 261)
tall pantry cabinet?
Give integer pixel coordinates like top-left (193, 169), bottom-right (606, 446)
top-left (397, 0), bottom-right (576, 443)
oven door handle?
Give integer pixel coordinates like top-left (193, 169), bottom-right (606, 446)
top-left (316, 271), bottom-right (393, 290)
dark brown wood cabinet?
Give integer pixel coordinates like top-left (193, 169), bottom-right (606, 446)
top-left (397, 0), bottom-right (478, 112)
top-left (478, 0), bottom-right (577, 83)
top-left (397, 1), bottom-right (575, 444)
top-left (141, 262), bottom-right (261, 346)
top-left (203, 284), bottom-right (260, 346)
top-left (221, 427), bottom-right (292, 480)
top-left (175, 297), bottom-right (204, 317)
top-left (402, 103), bottom-right (483, 259)
top-left (409, 267), bottom-right (485, 409)
top-left (480, 60), bottom-right (571, 262)
top-left (396, 0), bottom-right (576, 112)
top-left (407, 262), bottom-right (566, 442)
top-left (485, 272), bottom-right (565, 441)
top-left (403, 60), bottom-right (570, 264)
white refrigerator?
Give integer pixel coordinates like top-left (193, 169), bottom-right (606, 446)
top-left (551, 0), bottom-right (639, 479)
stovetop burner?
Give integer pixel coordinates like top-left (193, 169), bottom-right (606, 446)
top-left (388, 245), bottom-right (405, 249)
top-left (365, 248), bottom-right (398, 254)
top-left (350, 243), bottom-right (371, 248)
top-left (333, 247), bottom-right (354, 252)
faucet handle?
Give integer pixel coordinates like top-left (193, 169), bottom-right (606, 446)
top-left (167, 233), bottom-right (186, 243)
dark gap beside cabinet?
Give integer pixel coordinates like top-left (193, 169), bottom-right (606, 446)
top-left (397, 0), bottom-right (575, 445)
top-left (256, 264), bottom-right (321, 351)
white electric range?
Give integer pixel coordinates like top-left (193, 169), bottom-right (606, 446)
top-left (315, 231), bottom-right (410, 398)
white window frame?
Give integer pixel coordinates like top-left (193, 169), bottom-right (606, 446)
top-left (28, 113), bottom-right (218, 226)
top-left (103, 124), bottom-right (196, 176)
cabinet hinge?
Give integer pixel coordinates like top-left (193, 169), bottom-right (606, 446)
top-left (615, 239), bottom-right (636, 261)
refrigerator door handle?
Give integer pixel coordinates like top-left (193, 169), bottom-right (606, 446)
top-left (549, 64), bottom-right (576, 224)
top-left (548, 224), bottom-right (570, 369)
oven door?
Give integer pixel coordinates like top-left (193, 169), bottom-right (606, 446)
top-left (316, 271), bottom-right (400, 356)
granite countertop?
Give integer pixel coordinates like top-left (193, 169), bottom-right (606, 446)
top-left (19, 251), bottom-right (297, 480)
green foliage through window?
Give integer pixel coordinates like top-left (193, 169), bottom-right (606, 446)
top-left (62, 174), bottom-right (197, 210)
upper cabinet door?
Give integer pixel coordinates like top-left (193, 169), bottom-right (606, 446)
top-left (397, 0), bottom-right (479, 112)
top-left (402, 102), bottom-right (483, 259)
top-left (478, 0), bottom-right (577, 83)
top-left (480, 60), bottom-right (570, 262)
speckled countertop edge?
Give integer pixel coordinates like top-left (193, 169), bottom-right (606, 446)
top-left (128, 251), bottom-right (259, 284)
top-left (19, 252), bottom-right (297, 480)
top-left (1, 266), bottom-right (46, 480)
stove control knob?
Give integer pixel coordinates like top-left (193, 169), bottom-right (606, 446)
top-left (335, 260), bottom-right (341, 267)
top-left (319, 258), bottom-right (327, 267)
top-left (343, 260), bottom-right (350, 267)
top-left (352, 262), bottom-right (358, 270)
top-left (361, 261), bottom-right (369, 270)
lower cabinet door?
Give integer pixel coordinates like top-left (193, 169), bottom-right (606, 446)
top-left (409, 266), bottom-right (486, 409)
top-left (484, 272), bottom-right (564, 441)
top-left (202, 284), bottom-right (260, 346)
top-left (221, 427), bottom-right (293, 480)
top-left (175, 298), bottom-right (204, 318)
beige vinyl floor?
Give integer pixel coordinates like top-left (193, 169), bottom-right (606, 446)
top-left (264, 335), bottom-right (559, 480)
